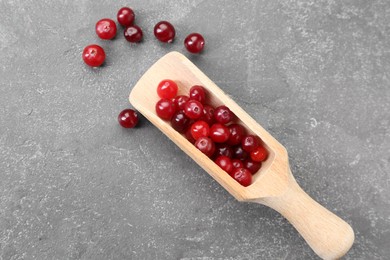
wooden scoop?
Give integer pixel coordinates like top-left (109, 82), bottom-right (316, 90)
top-left (129, 51), bottom-right (354, 259)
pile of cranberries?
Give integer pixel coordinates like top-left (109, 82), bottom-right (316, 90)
top-left (154, 80), bottom-right (269, 187)
top-left (82, 6), bottom-right (205, 67)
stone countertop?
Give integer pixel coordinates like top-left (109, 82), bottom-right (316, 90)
top-left (0, 0), bottom-right (389, 259)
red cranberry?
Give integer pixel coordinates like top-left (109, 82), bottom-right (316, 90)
top-left (157, 79), bottom-right (178, 99)
top-left (227, 124), bottom-right (246, 146)
top-left (214, 105), bottom-right (234, 124)
top-left (195, 137), bottom-right (215, 157)
top-left (214, 143), bottom-right (233, 158)
top-left (95, 18), bottom-right (117, 40)
top-left (154, 21), bottom-right (175, 43)
top-left (215, 156), bottom-right (233, 174)
top-left (189, 85), bottom-right (206, 103)
top-left (155, 98), bottom-right (176, 120)
top-left (184, 100), bottom-right (204, 119)
top-left (231, 159), bottom-right (244, 169)
top-left (118, 109), bottom-right (138, 128)
top-left (184, 33), bottom-right (205, 54)
top-left (124, 25), bottom-right (143, 42)
top-left (241, 135), bottom-right (260, 152)
top-left (172, 95), bottom-right (189, 110)
top-left (171, 111), bottom-right (190, 133)
top-left (200, 105), bottom-right (215, 125)
top-left (190, 121), bottom-right (210, 140)
top-left (117, 7), bottom-right (135, 27)
top-left (233, 146), bottom-right (248, 160)
top-left (243, 160), bottom-right (262, 174)
top-left (185, 127), bottom-right (196, 144)
top-left (82, 44), bottom-right (105, 67)
top-left (251, 145), bottom-right (268, 162)
top-left (231, 168), bottom-right (252, 186)
top-left (209, 123), bottom-right (230, 143)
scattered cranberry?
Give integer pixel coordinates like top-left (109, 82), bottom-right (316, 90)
top-left (233, 146), bottom-right (248, 161)
top-left (215, 156), bottom-right (233, 174)
top-left (154, 21), bottom-right (175, 43)
top-left (82, 44), bottom-right (105, 67)
top-left (231, 168), bottom-right (252, 187)
top-left (157, 79), bottom-right (178, 99)
top-left (243, 160), bottom-right (262, 174)
top-left (214, 105), bottom-right (234, 124)
top-left (184, 100), bottom-right (204, 119)
top-left (117, 7), bottom-right (135, 27)
top-left (171, 111), bottom-right (190, 133)
top-left (95, 18), bottom-right (117, 40)
top-left (172, 95), bottom-right (189, 110)
top-left (231, 159), bottom-right (244, 169)
top-left (250, 145), bottom-right (268, 162)
top-left (241, 135), bottom-right (260, 152)
top-left (200, 105), bottom-right (215, 125)
top-left (227, 124), bottom-right (246, 146)
top-left (155, 98), bottom-right (176, 120)
top-left (190, 121), bottom-right (210, 140)
top-left (209, 123), bottom-right (230, 143)
top-left (118, 109), bottom-right (138, 128)
top-left (195, 137), bottom-right (215, 157)
top-left (189, 85), bottom-right (206, 103)
top-left (214, 143), bottom-right (233, 158)
top-left (184, 33), bottom-right (205, 54)
top-left (124, 25), bottom-right (143, 42)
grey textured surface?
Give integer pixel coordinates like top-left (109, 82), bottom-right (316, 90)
top-left (0, 0), bottom-right (389, 259)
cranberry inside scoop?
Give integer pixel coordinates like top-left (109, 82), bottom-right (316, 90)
top-left (214, 105), bottom-right (234, 124)
top-left (184, 100), bottom-right (204, 119)
top-left (171, 111), bottom-right (191, 133)
top-left (190, 121), bottom-right (210, 140)
top-left (195, 137), bottom-right (215, 157)
top-left (156, 98), bottom-right (176, 120)
top-left (189, 85), bottom-right (206, 103)
top-left (231, 168), bottom-right (252, 187)
top-left (157, 79), bottom-right (178, 99)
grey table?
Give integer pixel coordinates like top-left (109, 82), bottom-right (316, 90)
top-left (1, 0), bottom-right (389, 259)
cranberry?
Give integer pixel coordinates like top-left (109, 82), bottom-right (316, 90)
top-left (233, 146), bottom-right (248, 160)
top-left (190, 121), bottom-right (210, 140)
top-left (171, 111), bottom-right (190, 133)
top-left (195, 137), bottom-right (215, 157)
top-left (185, 127), bottom-right (196, 144)
top-left (215, 156), bottom-right (233, 174)
top-left (200, 105), bottom-right (215, 125)
top-left (241, 135), bottom-right (260, 152)
top-left (157, 79), bottom-right (178, 99)
top-left (231, 159), bottom-right (244, 169)
top-left (155, 98), bottom-right (176, 120)
top-left (209, 123), bottom-right (230, 143)
top-left (172, 95), bottom-right (189, 110)
top-left (251, 145), bottom-right (268, 162)
top-left (184, 100), bottom-right (204, 119)
top-left (243, 160), bottom-right (262, 174)
top-left (214, 143), bottom-right (233, 158)
top-left (117, 7), bottom-right (135, 27)
top-left (227, 124), bottom-right (246, 146)
top-left (189, 85), bottom-right (206, 103)
top-left (95, 18), bottom-right (117, 40)
top-left (124, 25), bottom-right (143, 42)
top-left (154, 21), bottom-right (175, 43)
top-left (231, 168), bottom-right (252, 186)
top-left (184, 33), bottom-right (205, 54)
top-left (82, 44), bottom-right (105, 67)
top-left (118, 109), bottom-right (138, 128)
top-left (214, 105), bottom-right (234, 124)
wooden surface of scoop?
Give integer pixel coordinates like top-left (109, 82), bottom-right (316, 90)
top-left (129, 51), bottom-right (354, 259)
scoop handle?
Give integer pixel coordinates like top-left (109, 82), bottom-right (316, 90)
top-left (256, 173), bottom-right (354, 259)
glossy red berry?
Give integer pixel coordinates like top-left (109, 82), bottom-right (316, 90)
top-left (184, 33), bottom-right (205, 54)
top-left (215, 156), bottom-right (233, 174)
top-left (209, 123), bottom-right (230, 143)
top-left (172, 95), bottom-right (189, 110)
top-left (214, 143), bottom-right (234, 158)
top-left (190, 121), bottom-right (210, 140)
top-left (171, 111), bottom-right (190, 133)
top-left (189, 85), bottom-right (206, 103)
top-left (243, 160), bottom-right (262, 174)
top-left (117, 7), bottom-right (135, 27)
top-left (154, 21), bottom-right (175, 43)
top-left (200, 105), bottom-right (215, 125)
top-left (185, 127), bottom-right (196, 144)
top-left (184, 100), bottom-right (204, 119)
top-left (195, 137), bottom-right (215, 157)
top-left (227, 124), bottom-right (246, 146)
top-left (233, 146), bottom-right (248, 160)
top-left (95, 18), bottom-right (117, 40)
top-left (157, 79), bottom-right (178, 99)
top-left (118, 109), bottom-right (138, 128)
top-left (214, 105), bottom-right (234, 124)
top-left (82, 44), bottom-right (105, 67)
top-left (231, 159), bottom-right (244, 169)
top-left (231, 168), bottom-right (252, 186)
top-left (156, 98), bottom-right (176, 120)
top-left (250, 145), bottom-right (268, 162)
top-left (241, 135), bottom-right (260, 152)
top-left (124, 25), bottom-right (143, 42)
